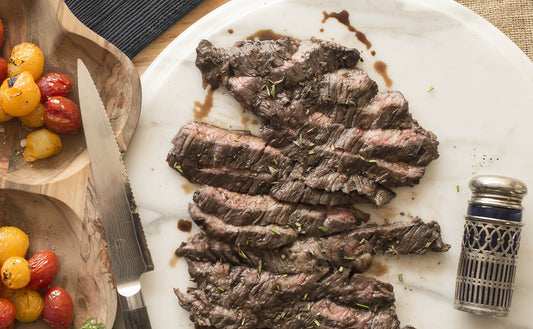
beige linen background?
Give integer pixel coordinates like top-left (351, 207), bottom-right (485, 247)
top-left (457, 0), bottom-right (533, 61)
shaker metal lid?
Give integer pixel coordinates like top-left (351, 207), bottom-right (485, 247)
top-left (469, 175), bottom-right (527, 209)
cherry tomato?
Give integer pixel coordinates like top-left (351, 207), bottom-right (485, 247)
top-left (0, 226), bottom-right (29, 266)
top-left (0, 71), bottom-right (41, 117)
top-left (0, 19), bottom-right (4, 49)
top-left (7, 43), bottom-right (44, 80)
top-left (18, 103), bottom-right (46, 128)
top-left (0, 58), bottom-right (7, 83)
top-left (1, 256), bottom-right (31, 289)
top-left (0, 298), bottom-right (15, 328)
top-left (36, 73), bottom-right (72, 104)
top-left (27, 251), bottom-right (58, 291)
top-left (11, 288), bottom-right (43, 322)
top-left (42, 287), bottom-right (74, 329)
top-left (44, 96), bottom-right (81, 134)
top-left (23, 128), bottom-right (62, 162)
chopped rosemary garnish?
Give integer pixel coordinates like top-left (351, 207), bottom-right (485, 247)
top-left (368, 159), bottom-right (377, 163)
top-left (425, 241), bottom-right (432, 248)
top-left (273, 158), bottom-right (278, 165)
top-left (280, 312), bottom-right (286, 319)
top-left (303, 293), bottom-right (308, 301)
top-left (308, 142), bottom-right (315, 147)
top-left (242, 316), bottom-right (247, 325)
top-left (173, 163), bottom-right (183, 173)
top-left (269, 166), bottom-right (278, 176)
top-left (344, 256), bottom-right (355, 260)
top-left (427, 85), bottom-right (434, 92)
top-left (270, 228), bottom-right (281, 235)
top-left (258, 259), bottom-right (263, 275)
top-left (358, 154), bottom-right (365, 160)
top-left (281, 254), bottom-right (286, 260)
top-left (398, 273), bottom-right (404, 282)
top-left (271, 84), bottom-right (276, 97)
top-left (348, 100), bottom-right (355, 105)
top-left (234, 138), bottom-right (239, 142)
top-left (306, 109), bottom-right (310, 115)
top-left (325, 124), bottom-right (329, 133)
top-left (316, 313), bottom-right (321, 316)
top-left (266, 85), bottom-right (271, 97)
top-left (307, 303), bottom-right (311, 311)
top-left (456, 185), bottom-right (460, 192)
top-left (271, 181), bottom-right (279, 185)
top-left (213, 157), bottom-right (218, 162)
top-left (309, 90), bottom-right (315, 98)
top-left (237, 244), bottom-right (248, 259)
top-left (339, 266), bottom-right (344, 272)
top-left (297, 314), bottom-right (301, 320)
top-left (330, 144), bottom-right (335, 151)
top-left (314, 320), bottom-right (321, 327)
top-left (356, 303), bottom-right (370, 309)
top-left (308, 150), bottom-right (316, 155)
top-left (389, 246), bottom-right (398, 255)
top-left (318, 226), bottom-right (326, 232)
top-left (246, 239), bottom-right (250, 246)
top-left (325, 281), bottom-right (331, 286)
top-left (218, 287), bottom-right (225, 292)
top-left (282, 274), bottom-right (288, 277)
top-left (359, 238), bottom-right (366, 244)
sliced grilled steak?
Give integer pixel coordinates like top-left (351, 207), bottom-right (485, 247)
top-left (189, 203), bottom-right (298, 249)
top-left (187, 261), bottom-right (395, 309)
top-left (176, 233), bottom-right (373, 274)
top-left (193, 185), bottom-right (369, 235)
top-left (176, 289), bottom-right (407, 329)
top-left (167, 121), bottom-right (396, 205)
top-left (196, 38), bottom-right (360, 90)
top-left (175, 219), bottom-right (450, 274)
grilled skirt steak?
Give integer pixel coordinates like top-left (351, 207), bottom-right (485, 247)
top-left (193, 185), bottom-right (369, 235)
top-left (176, 288), bottom-right (405, 329)
top-left (187, 261), bottom-right (396, 309)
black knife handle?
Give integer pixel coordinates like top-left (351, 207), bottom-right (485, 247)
top-left (119, 290), bottom-right (152, 329)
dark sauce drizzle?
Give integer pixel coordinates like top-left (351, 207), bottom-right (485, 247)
top-left (193, 88), bottom-right (215, 121)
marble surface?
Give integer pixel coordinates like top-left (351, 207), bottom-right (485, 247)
top-left (124, 0), bottom-right (533, 328)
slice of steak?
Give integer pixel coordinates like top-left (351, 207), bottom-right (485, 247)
top-left (175, 219), bottom-right (449, 274)
top-left (187, 261), bottom-right (395, 309)
top-left (175, 233), bottom-right (374, 274)
top-left (167, 121), bottom-right (396, 205)
top-left (195, 38), bottom-right (360, 90)
top-left (189, 203), bottom-right (298, 249)
top-left (193, 185), bottom-right (369, 235)
top-left (177, 289), bottom-right (406, 329)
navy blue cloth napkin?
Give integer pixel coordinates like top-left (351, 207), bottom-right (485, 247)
top-left (65, 0), bottom-right (204, 58)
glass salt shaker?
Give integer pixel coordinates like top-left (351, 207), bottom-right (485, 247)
top-left (454, 175), bottom-right (527, 316)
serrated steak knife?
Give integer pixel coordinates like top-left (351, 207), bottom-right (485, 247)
top-left (77, 59), bottom-right (154, 329)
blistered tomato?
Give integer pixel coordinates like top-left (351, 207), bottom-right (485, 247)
top-left (11, 288), bottom-right (43, 322)
top-left (23, 128), bottom-right (62, 162)
top-left (36, 73), bottom-right (72, 104)
top-left (0, 226), bottom-right (29, 266)
top-left (42, 287), bottom-right (74, 329)
top-left (18, 103), bottom-right (46, 128)
top-left (44, 96), bottom-right (81, 134)
top-left (0, 298), bottom-right (15, 328)
top-left (0, 71), bottom-right (41, 116)
top-left (27, 251), bottom-right (58, 291)
top-left (1, 256), bottom-right (31, 289)
top-left (7, 43), bottom-right (44, 80)
top-left (0, 58), bottom-right (7, 83)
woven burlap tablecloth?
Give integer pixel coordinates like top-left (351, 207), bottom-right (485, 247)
top-left (457, 0), bottom-right (533, 61)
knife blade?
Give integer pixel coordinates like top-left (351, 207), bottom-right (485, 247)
top-left (77, 59), bottom-right (154, 329)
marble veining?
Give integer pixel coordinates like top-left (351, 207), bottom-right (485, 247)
top-left (124, 0), bottom-right (533, 328)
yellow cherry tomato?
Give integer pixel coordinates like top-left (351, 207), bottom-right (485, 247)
top-left (7, 43), bottom-right (44, 79)
top-left (0, 226), bottom-right (29, 266)
top-left (1, 257), bottom-right (30, 289)
top-left (23, 128), bottom-right (62, 162)
top-left (11, 288), bottom-right (43, 322)
top-left (0, 71), bottom-right (41, 116)
top-left (18, 103), bottom-right (45, 127)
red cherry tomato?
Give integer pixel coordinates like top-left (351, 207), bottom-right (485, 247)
top-left (27, 251), bottom-right (59, 291)
top-left (42, 287), bottom-right (74, 329)
top-left (0, 58), bottom-right (7, 83)
top-left (35, 73), bottom-right (72, 104)
top-left (0, 298), bottom-right (15, 328)
top-left (44, 96), bottom-right (81, 134)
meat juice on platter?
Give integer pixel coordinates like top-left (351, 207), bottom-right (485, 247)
top-left (167, 36), bottom-right (448, 329)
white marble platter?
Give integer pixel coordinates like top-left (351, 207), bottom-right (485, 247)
top-left (124, 0), bottom-right (533, 328)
